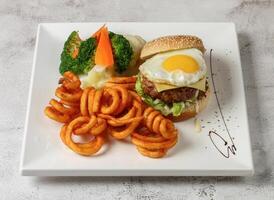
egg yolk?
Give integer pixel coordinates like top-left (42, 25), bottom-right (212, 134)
top-left (162, 55), bottom-right (199, 73)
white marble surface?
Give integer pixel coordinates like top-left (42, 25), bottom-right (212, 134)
top-left (0, 0), bottom-right (273, 199)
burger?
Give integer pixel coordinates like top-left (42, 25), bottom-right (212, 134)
top-left (135, 35), bottom-right (210, 122)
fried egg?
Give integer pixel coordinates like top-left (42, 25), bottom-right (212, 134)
top-left (139, 48), bottom-right (207, 86)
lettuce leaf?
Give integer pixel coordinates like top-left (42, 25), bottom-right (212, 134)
top-left (135, 74), bottom-right (194, 116)
top-left (171, 102), bottom-right (185, 116)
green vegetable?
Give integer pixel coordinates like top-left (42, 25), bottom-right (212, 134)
top-left (109, 32), bottom-right (133, 73)
top-left (77, 37), bottom-right (97, 73)
top-left (135, 74), bottom-right (195, 116)
top-left (171, 102), bottom-right (185, 117)
top-left (135, 74), bottom-right (146, 96)
top-left (65, 31), bottom-right (81, 57)
top-left (59, 31), bottom-right (81, 75)
top-left (59, 31), bottom-right (96, 75)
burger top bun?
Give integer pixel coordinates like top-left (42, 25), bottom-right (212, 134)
top-left (140, 35), bottom-right (206, 60)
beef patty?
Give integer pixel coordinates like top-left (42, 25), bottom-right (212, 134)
top-left (141, 75), bottom-right (207, 103)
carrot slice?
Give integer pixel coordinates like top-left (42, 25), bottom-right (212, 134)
top-left (92, 24), bottom-right (105, 40)
top-left (95, 27), bottom-right (114, 67)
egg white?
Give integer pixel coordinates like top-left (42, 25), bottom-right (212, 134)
top-left (139, 48), bottom-right (207, 86)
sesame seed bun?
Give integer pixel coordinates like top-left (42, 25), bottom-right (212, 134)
top-left (167, 87), bottom-right (210, 122)
top-left (140, 35), bottom-right (206, 60)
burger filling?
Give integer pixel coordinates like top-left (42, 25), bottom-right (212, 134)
top-left (135, 74), bottom-right (208, 116)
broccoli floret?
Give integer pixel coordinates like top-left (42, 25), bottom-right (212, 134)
top-left (109, 32), bottom-right (133, 73)
top-left (65, 31), bottom-right (81, 56)
top-left (77, 37), bottom-right (97, 73)
top-left (59, 31), bottom-right (96, 75)
top-left (59, 31), bottom-right (81, 75)
top-left (59, 51), bottom-right (78, 75)
top-left (109, 31), bottom-right (115, 38)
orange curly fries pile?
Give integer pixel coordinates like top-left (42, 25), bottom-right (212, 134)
top-left (44, 71), bottom-right (178, 158)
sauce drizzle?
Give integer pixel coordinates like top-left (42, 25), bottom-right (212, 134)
top-left (208, 49), bottom-right (237, 158)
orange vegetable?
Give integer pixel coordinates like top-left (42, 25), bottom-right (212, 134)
top-left (95, 27), bottom-right (114, 67)
top-left (92, 24), bottom-right (106, 40)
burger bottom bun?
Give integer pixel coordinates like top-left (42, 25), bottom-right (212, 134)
top-left (166, 87), bottom-right (210, 122)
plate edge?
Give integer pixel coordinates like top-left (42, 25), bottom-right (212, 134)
top-left (21, 169), bottom-right (254, 177)
top-left (233, 24), bottom-right (254, 173)
top-left (19, 24), bottom-right (42, 175)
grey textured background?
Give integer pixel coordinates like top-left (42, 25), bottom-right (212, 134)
top-left (0, 0), bottom-right (273, 199)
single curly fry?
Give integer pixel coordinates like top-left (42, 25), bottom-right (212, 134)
top-left (131, 133), bottom-right (177, 150)
top-left (49, 99), bottom-right (79, 115)
top-left (113, 86), bottom-right (129, 115)
top-left (88, 88), bottom-right (96, 116)
top-left (74, 115), bottom-right (97, 135)
top-left (80, 87), bottom-right (92, 116)
top-left (136, 146), bottom-right (167, 158)
top-left (92, 89), bottom-right (103, 113)
top-left (143, 107), bottom-right (178, 139)
top-left (159, 119), bottom-right (178, 139)
top-left (152, 115), bottom-right (163, 134)
top-left (61, 71), bottom-right (81, 91)
top-left (109, 117), bottom-right (143, 139)
top-left (61, 124), bottom-right (104, 156)
top-left (44, 106), bottom-right (70, 123)
top-left (146, 110), bottom-right (161, 132)
top-left (90, 118), bottom-right (107, 136)
top-left (55, 86), bottom-right (82, 102)
top-left (100, 88), bottom-right (120, 115)
top-left (131, 129), bottom-right (167, 143)
top-left (60, 99), bottom-right (80, 107)
top-left (107, 116), bottom-right (143, 127)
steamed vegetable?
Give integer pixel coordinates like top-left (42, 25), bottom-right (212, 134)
top-left (59, 31), bottom-right (97, 75)
top-left (92, 24), bottom-right (105, 39)
top-left (95, 27), bottom-right (114, 67)
top-left (135, 75), bottom-right (193, 116)
top-left (109, 32), bottom-right (133, 73)
top-left (77, 37), bottom-right (97, 73)
top-left (59, 31), bottom-right (81, 75)
top-left (59, 28), bottom-right (135, 75)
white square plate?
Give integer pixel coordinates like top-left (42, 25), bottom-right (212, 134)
top-left (20, 22), bottom-right (253, 176)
